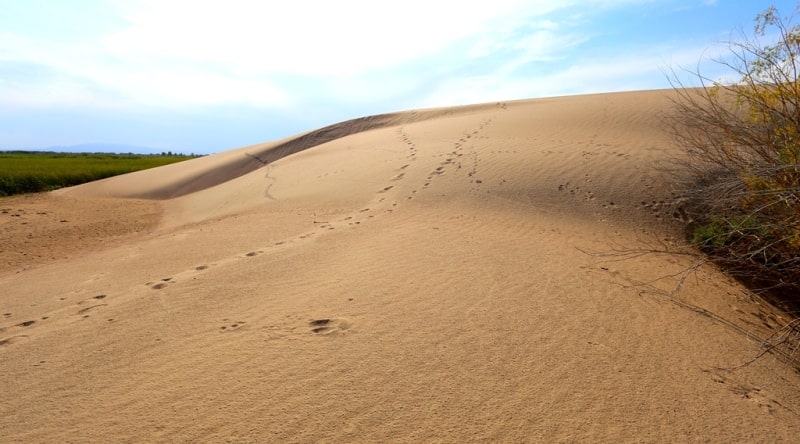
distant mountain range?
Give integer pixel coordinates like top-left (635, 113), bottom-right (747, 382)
top-left (3, 143), bottom-right (174, 155)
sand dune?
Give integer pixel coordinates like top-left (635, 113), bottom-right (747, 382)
top-left (2, 90), bottom-right (800, 442)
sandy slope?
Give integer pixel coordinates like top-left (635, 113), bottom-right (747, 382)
top-left (2, 90), bottom-right (799, 442)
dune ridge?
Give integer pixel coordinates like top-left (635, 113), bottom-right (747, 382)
top-left (2, 89), bottom-right (800, 442)
top-left (62, 105), bottom-right (488, 201)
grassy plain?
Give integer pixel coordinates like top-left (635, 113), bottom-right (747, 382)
top-left (0, 151), bottom-right (198, 196)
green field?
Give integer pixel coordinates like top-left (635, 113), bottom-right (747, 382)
top-left (0, 151), bottom-right (200, 196)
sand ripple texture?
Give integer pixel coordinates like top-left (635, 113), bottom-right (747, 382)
top-left (2, 90), bottom-right (800, 442)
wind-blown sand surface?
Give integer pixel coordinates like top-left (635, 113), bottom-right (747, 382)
top-left (2, 90), bottom-right (799, 442)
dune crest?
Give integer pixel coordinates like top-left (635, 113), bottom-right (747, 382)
top-left (59, 105), bottom-right (486, 201)
top-left (3, 90), bottom-right (800, 442)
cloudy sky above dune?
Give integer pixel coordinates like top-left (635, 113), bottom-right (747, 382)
top-left (1, 0), bottom-right (797, 154)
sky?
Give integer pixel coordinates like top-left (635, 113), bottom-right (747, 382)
top-left (1, 0), bottom-right (798, 154)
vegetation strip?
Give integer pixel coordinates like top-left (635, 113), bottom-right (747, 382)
top-left (0, 151), bottom-right (199, 196)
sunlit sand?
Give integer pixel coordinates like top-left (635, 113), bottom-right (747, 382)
top-left (2, 90), bottom-right (799, 442)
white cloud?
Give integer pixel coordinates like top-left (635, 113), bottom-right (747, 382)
top-left (0, 0), bottom-right (691, 113)
top-left (104, 0), bottom-right (555, 76)
top-left (1, 0), bottom-right (579, 109)
top-left (418, 39), bottom-right (736, 108)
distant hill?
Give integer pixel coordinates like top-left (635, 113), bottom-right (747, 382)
top-left (4, 143), bottom-right (173, 155)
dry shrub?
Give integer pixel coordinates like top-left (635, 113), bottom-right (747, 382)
top-left (668, 5), bottom-right (800, 304)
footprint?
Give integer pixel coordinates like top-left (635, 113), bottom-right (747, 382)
top-left (308, 318), bottom-right (351, 335)
top-left (0, 335), bottom-right (28, 346)
top-left (309, 319), bottom-right (332, 333)
top-left (77, 304), bottom-right (107, 315)
top-left (220, 320), bottom-right (247, 332)
top-left (77, 294), bottom-right (108, 308)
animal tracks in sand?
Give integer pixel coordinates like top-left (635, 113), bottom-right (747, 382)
top-left (74, 295), bottom-right (110, 319)
top-left (4, 112), bottom-right (510, 347)
top-left (219, 319), bottom-right (247, 332)
top-left (76, 303), bottom-right (107, 316)
top-left (0, 320), bottom-right (37, 347)
top-left (302, 116), bottom-right (500, 231)
top-left (308, 317), bottom-right (352, 335)
top-left (149, 277), bottom-right (173, 290)
top-left (1, 251), bottom-right (272, 348)
top-left (2, 115), bottom-right (504, 351)
top-left (1, 294), bottom-right (106, 347)
top-left (263, 316), bottom-right (354, 341)
top-left (558, 181), bottom-right (597, 202)
top-left (392, 117), bottom-right (498, 201)
top-left (0, 334), bottom-right (28, 346)
top-left (705, 369), bottom-right (793, 415)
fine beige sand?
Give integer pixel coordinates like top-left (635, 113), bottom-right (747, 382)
top-left (2, 90), bottom-right (799, 442)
